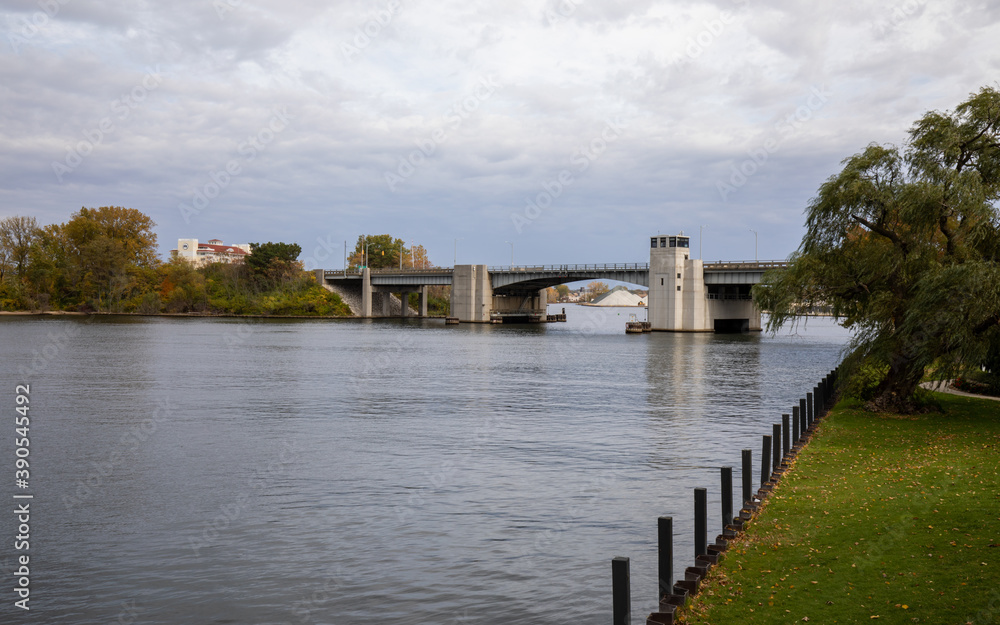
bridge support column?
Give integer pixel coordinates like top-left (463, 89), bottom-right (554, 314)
top-left (381, 290), bottom-right (390, 317)
top-left (419, 286), bottom-right (428, 317)
top-left (401, 291), bottom-right (410, 318)
top-left (361, 268), bottom-right (372, 318)
top-left (451, 265), bottom-right (492, 323)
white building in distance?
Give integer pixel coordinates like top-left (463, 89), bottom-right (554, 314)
top-left (171, 239), bottom-right (251, 267)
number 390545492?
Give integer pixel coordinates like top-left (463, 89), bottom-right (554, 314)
top-left (15, 385), bottom-right (30, 477)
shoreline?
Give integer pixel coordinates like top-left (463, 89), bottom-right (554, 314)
top-left (0, 310), bottom-right (447, 320)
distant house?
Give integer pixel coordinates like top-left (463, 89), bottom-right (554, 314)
top-left (171, 238), bottom-right (251, 267)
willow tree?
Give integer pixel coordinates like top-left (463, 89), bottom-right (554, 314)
top-left (754, 86), bottom-right (1000, 412)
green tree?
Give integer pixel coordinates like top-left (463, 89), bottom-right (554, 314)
top-left (245, 242), bottom-right (303, 285)
top-left (159, 257), bottom-right (208, 312)
top-left (754, 86), bottom-right (1000, 412)
top-left (245, 241), bottom-right (302, 272)
top-left (348, 234), bottom-right (409, 269)
top-left (0, 216), bottom-right (39, 282)
top-left (58, 206), bottom-right (160, 310)
top-left (25, 224), bottom-right (72, 309)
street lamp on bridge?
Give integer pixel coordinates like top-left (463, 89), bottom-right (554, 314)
top-left (748, 228), bottom-right (758, 262)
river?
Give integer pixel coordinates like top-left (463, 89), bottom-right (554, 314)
top-left (0, 305), bottom-right (850, 624)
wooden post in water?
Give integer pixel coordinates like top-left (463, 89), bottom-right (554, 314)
top-left (800, 398), bottom-right (808, 429)
top-left (807, 392), bottom-right (814, 424)
top-left (818, 381), bottom-right (826, 415)
top-left (792, 406), bottom-right (800, 443)
top-left (694, 488), bottom-right (707, 557)
top-left (772, 423), bottom-right (781, 469)
top-left (760, 436), bottom-right (771, 485)
top-left (612, 556), bottom-right (631, 625)
top-left (782, 414), bottom-right (790, 459)
top-left (741, 449), bottom-right (752, 505)
top-left (658, 517), bottom-right (672, 601)
top-left (721, 467), bottom-right (733, 531)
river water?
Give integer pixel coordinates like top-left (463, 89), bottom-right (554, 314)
top-left (0, 305), bottom-right (850, 624)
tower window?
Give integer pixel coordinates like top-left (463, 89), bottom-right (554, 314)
top-left (677, 285), bottom-right (681, 291)
top-left (677, 273), bottom-right (681, 279)
top-left (650, 237), bottom-right (657, 248)
top-left (660, 278), bottom-right (664, 285)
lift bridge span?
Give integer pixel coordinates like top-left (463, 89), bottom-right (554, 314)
top-left (319, 234), bottom-right (786, 332)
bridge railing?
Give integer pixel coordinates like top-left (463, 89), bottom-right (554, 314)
top-left (324, 268), bottom-right (453, 276)
top-left (703, 260), bottom-right (788, 270)
top-left (324, 261), bottom-right (784, 276)
top-left (369, 267), bottom-right (453, 274)
top-left (324, 269), bottom-right (362, 276)
top-left (487, 263), bottom-right (650, 272)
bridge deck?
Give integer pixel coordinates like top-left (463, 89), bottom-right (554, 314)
top-left (323, 261), bottom-right (787, 289)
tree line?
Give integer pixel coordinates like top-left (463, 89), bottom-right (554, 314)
top-left (0, 207), bottom-right (350, 316)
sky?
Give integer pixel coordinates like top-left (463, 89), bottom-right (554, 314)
top-left (2, 0), bottom-right (999, 270)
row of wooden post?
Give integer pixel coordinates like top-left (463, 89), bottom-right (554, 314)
top-left (611, 366), bottom-right (840, 625)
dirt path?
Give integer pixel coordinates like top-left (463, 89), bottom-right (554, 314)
top-left (920, 379), bottom-right (1000, 401)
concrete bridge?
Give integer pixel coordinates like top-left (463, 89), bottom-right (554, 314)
top-left (319, 233), bottom-right (787, 332)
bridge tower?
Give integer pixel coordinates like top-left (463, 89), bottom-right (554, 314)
top-left (648, 234), bottom-right (711, 332)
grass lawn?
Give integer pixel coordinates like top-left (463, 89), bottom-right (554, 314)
top-left (677, 393), bottom-right (1000, 625)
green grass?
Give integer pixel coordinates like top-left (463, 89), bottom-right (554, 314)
top-left (678, 393), bottom-right (1000, 625)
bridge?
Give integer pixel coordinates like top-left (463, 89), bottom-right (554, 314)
top-left (318, 234), bottom-right (787, 332)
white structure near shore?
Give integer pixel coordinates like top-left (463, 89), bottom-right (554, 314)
top-left (171, 239), bottom-right (251, 267)
top-left (582, 285), bottom-right (647, 307)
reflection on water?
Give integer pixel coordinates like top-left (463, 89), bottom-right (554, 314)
top-left (0, 308), bottom-right (849, 624)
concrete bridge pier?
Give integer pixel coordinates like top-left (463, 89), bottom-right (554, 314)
top-left (361, 268), bottom-right (372, 318)
top-left (451, 265), bottom-right (492, 322)
top-left (419, 286), bottom-right (428, 317)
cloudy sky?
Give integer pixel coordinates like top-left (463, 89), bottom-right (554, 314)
top-left (2, 0), bottom-right (998, 268)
